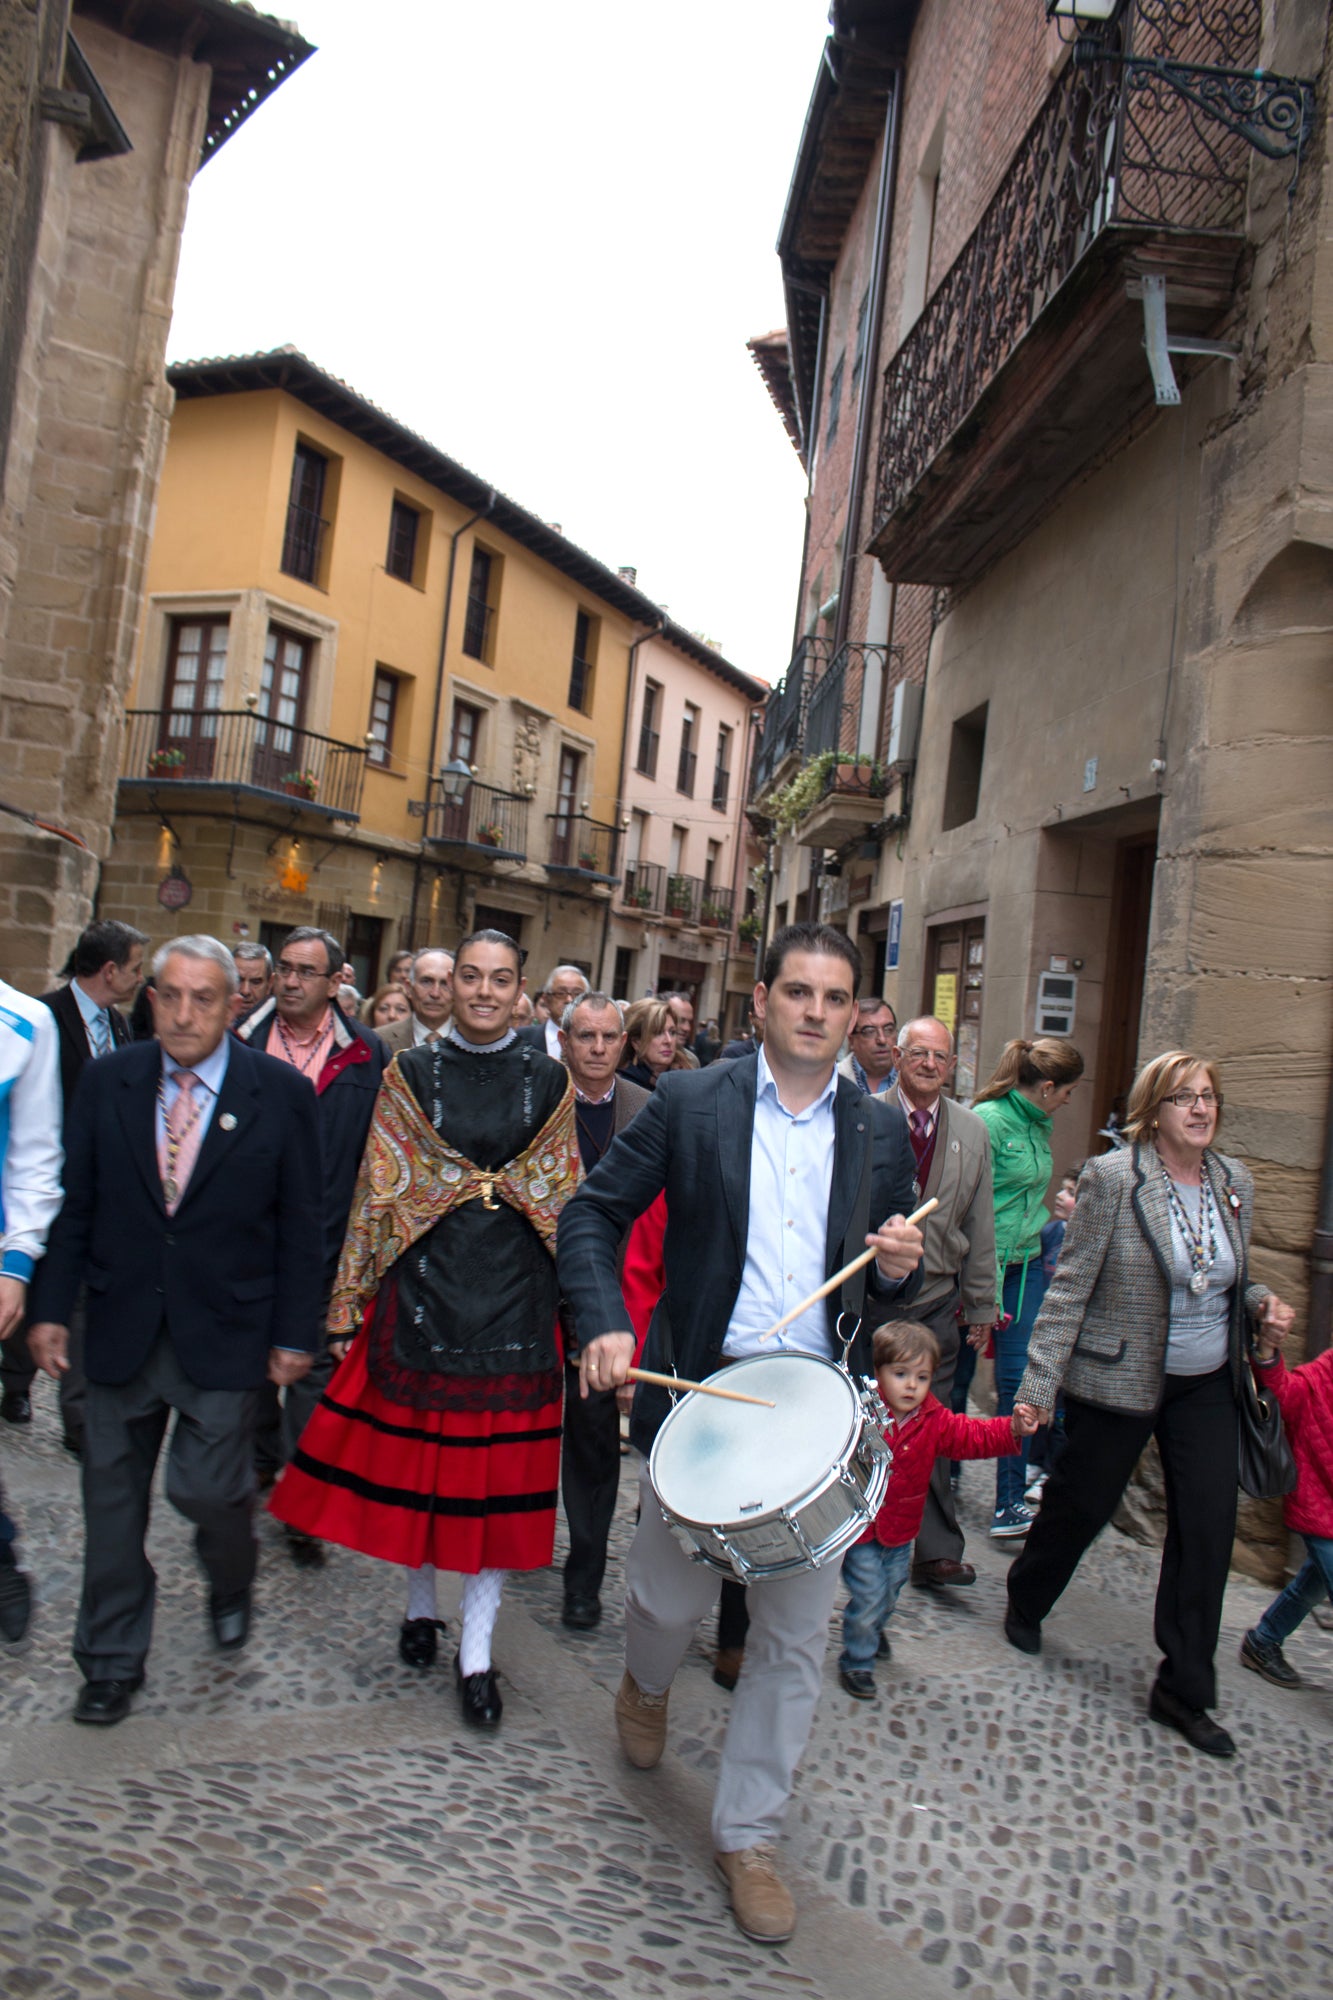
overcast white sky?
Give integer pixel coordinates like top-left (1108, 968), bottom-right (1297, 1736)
top-left (167, 0), bottom-right (830, 683)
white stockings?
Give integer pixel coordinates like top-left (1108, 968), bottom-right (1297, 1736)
top-left (402, 1563), bottom-right (507, 1673)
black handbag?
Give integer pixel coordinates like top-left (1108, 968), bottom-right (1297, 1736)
top-left (1237, 1327), bottom-right (1297, 1500)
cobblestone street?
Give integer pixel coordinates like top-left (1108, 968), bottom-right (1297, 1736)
top-left (1, 1386), bottom-right (1329, 2000)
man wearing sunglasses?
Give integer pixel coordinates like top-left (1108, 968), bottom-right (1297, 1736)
top-left (234, 927), bottom-right (388, 1546)
top-left (892, 1015), bottom-right (997, 1592)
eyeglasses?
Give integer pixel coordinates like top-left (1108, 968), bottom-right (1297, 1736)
top-left (275, 961), bottom-right (333, 981)
top-left (852, 1025), bottom-right (896, 1041)
top-left (899, 1047), bottom-right (949, 1067)
top-left (1166, 1089), bottom-right (1218, 1109)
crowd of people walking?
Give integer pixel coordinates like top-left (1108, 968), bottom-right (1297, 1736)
top-left (0, 913), bottom-right (1319, 1948)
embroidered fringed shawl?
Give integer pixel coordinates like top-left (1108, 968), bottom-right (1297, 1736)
top-left (327, 1058), bottom-right (582, 1339)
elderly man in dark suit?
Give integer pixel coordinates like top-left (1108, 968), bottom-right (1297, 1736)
top-left (27, 935), bottom-right (322, 1726)
top-left (558, 923), bottom-right (923, 1946)
top-left (555, 991), bottom-right (650, 1631)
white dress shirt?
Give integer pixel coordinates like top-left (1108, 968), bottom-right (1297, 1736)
top-left (412, 1014), bottom-right (448, 1047)
top-left (154, 1037), bottom-right (229, 1156)
top-left (723, 1047), bottom-right (838, 1359)
top-left (71, 977), bottom-right (112, 1057)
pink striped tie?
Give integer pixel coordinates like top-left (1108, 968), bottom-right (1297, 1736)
top-left (159, 1070), bottom-right (204, 1214)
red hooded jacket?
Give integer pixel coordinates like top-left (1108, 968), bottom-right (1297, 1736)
top-left (1258, 1349), bottom-right (1333, 1540)
top-left (862, 1396), bottom-right (1020, 1548)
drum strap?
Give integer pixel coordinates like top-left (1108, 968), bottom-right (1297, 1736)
top-left (836, 1120), bottom-right (876, 1363)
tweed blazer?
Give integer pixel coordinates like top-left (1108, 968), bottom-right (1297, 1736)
top-left (1017, 1143), bottom-right (1271, 1418)
top-left (914, 1095), bottom-right (997, 1324)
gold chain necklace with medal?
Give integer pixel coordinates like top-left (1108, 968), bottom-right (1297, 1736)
top-left (158, 1073), bottom-right (205, 1206)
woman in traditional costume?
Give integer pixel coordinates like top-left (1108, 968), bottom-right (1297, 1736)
top-left (270, 930), bottom-right (581, 1728)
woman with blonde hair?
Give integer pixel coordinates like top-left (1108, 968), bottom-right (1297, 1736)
top-left (1004, 1050), bottom-right (1295, 1758)
top-left (362, 983), bottom-right (411, 1032)
top-left (972, 1037), bottom-right (1085, 1538)
top-left (618, 997), bottom-right (689, 1092)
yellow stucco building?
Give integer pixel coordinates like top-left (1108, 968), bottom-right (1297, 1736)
top-left (103, 348), bottom-right (671, 990)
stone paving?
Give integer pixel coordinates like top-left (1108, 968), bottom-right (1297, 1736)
top-left (1, 1386), bottom-right (1330, 2000)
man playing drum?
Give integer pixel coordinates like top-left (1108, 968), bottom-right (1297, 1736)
top-left (557, 923), bottom-right (923, 1946)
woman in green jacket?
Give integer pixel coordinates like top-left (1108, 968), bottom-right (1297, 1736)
top-left (973, 1037), bottom-right (1084, 1537)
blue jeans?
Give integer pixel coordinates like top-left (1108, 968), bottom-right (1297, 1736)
top-left (993, 1259), bottom-right (1049, 1513)
top-left (839, 1538), bottom-right (912, 1673)
top-left (1255, 1535), bottom-right (1333, 1647)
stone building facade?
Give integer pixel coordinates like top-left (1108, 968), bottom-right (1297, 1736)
top-left (751, 0), bottom-right (1331, 1569)
top-left (0, 1), bottom-right (311, 994)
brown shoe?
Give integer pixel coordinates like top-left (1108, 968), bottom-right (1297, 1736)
top-left (911, 1557), bottom-right (977, 1588)
top-left (715, 1845), bottom-right (796, 1944)
top-left (614, 1670), bottom-right (669, 1769)
top-left (712, 1644), bottom-right (745, 1691)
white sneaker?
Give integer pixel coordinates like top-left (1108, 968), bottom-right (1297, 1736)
top-left (1025, 1470), bottom-right (1047, 1501)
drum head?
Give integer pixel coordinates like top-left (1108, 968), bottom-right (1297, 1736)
top-left (650, 1354), bottom-right (859, 1527)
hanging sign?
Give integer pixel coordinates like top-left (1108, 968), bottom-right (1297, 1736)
top-left (157, 867), bottom-right (193, 911)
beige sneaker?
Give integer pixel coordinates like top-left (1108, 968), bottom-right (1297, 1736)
top-left (614, 1670), bottom-right (669, 1769)
top-left (715, 1844), bottom-right (796, 1944)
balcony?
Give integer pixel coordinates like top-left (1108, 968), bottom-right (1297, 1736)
top-left (280, 502), bottom-right (326, 584)
top-left (750, 636), bottom-right (833, 798)
top-left (423, 777), bottom-right (528, 861)
top-left (546, 813), bottom-right (620, 883)
top-left (119, 709), bottom-right (365, 819)
top-left (697, 884), bottom-right (736, 933)
top-left (868, 0), bottom-right (1257, 585)
top-left (621, 858), bottom-right (666, 916)
top-left (795, 757), bottom-right (889, 850)
top-left (663, 873), bottom-right (702, 924)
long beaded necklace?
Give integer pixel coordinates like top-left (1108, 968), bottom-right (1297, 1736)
top-left (274, 1008), bottom-right (332, 1080)
top-left (1161, 1167), bottom-right (1218, 1296)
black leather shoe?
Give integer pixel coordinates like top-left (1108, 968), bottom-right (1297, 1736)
top-left (1149, 1683), bottom-right (1235, 1758)
top-left (1004, 1607), bottom-right (1043, 1655)
top-left (285, 1530), bottom-right (326, 1568)
top-left (839, 1666), bottom-right (877, 1700)
top-left (398, 1617), bottom-right (444, 1669)
top-left (561, 1593), bottom-right (601, 1630)
top-left (0, 1391), bottom-right (31, 1425)
top-left (455, 1657), bottom-right (503, 1729)
top-left (74, 1675), bottom-right (143, 1726)
top-left (0, 1564), bottom-right (32, 1643)
top-left (209, 1588), bottom-right (251, 1653)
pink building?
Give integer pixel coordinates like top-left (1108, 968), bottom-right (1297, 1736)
top-left (606, 623), bottom-right (766, 1039)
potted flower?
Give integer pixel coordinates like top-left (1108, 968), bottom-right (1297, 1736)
top-left (665, 874), bottom-right (692, 920)
top-left (629, 885), bottom-right (653, 910)
top-left (282, 768), bottom-right (319, 800)
top-left (737, 912), bottom-right (761, 945)
top-left (577, 847), bottom-right (598, 871)
top-left (147, 746), bottom-right (186, 777)
top-left (699, 900), bottom-right (726, 929)
top-left (477, 822), bottom-right (506, 848)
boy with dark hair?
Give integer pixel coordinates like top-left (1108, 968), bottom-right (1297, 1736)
top-left (838, 1320), bottom-right (1038, 1698)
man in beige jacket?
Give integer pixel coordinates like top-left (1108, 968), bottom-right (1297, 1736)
top-left (893, 1015), bottom-right (997, 1589)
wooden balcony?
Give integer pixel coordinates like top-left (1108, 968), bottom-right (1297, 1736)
top-left (868, 2), bottom-right (1256, 585)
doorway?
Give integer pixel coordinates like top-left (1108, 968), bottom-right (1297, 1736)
top-left (926, 911), bottom-right (986, 1103)
top-left (1094, 833), bottom-right (1157, 1141)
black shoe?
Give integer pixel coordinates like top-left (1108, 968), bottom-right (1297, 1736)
top-left (61, 1434), bottom-right (83, 1459)
top-left (1004, 1607), bottom-right (1042, 1655)
top-left (838, 1666), bottom-right (877, 1700)
top-left (712, 1645), bottom-right (744, 1691)
top-left (561, 1592), bottom-right (601, 1630)
top-left (398, 1617), bottom-right (444, 1669)
top-left (0, 1564), bottom-right (32, 1643)
top-left (209, 1588), bottom-right (251, 1653)
top-left (285, 1530), bottom-right (326, 1568)
top-left (1148, 1682), bottom-right (1235, 1758)
top-left (74, 1675), bottom-right (143, 1726)
top-left (455, 1657), bottom-right (503, 1729)
top-left (0, 1391), bottom-right (31, 1425)
top-left (1240, 1627), bottom-right (1301, 1690)
top-left (876, 1629), bottom-right (891, 1661)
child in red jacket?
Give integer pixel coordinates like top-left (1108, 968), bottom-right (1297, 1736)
top-left (1240, 1330), bottom-right (1333, 1690)
top-left (839, 1320), bottom-right (1039, 1699)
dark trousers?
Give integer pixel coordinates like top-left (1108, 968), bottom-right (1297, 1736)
top-left (254, 1345), bottom-right (335, 1487)
top-left (560, 1361), bottom-right (621, 1597)
top-left (913, 1286), bottom-right (965, 1565)
top-left (1007, 1365), bottom-right (1239, 1711)
top-left (3, 1293), bottom-right (88, 1448)
top-left (76, 1332), bottom-right (259, 1681)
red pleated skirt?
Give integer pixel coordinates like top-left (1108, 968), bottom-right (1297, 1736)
top-left (269, 1311), bottom-right (563, 1575)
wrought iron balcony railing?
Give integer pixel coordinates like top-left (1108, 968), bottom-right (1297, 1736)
top-left (872, 0), bottom-right (1258, 546)
top-left (697, 884), bottom-right (736, 931)
top-left (663, 873), bottom-right (703, 923)
top-left (120, 708), bottom-right (366, 818)
top-left (424, 777), bottom-right (528, 860)
top-left (622, 859), bottom-right (666, 916)
top-left (804, 642), bottom-right (893, 764)
top-left (750, 635), bottom-right (833, 798)
top-left (546, 813), bottom-right (621, 881)
top-left (280, 502), bottom-right (327, 584)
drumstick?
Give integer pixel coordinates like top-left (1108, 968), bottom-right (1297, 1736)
top-left (759, 1197), bottom-right (940, 1344)
top-left (625, 1366), bottom-right (775, 1409)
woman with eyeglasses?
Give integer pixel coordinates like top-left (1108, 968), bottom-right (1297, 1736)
top-left (1004, 1050), bottom-right (1295, 1759)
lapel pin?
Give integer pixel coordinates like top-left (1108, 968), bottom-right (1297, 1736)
top-left (219, 1112), bottom-right (237, 1132)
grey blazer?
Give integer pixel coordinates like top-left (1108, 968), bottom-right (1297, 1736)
top-left (915, 1096), bottom-right (997, 1324)
top-left (1018, 1143), bottom-right (1270, 1418)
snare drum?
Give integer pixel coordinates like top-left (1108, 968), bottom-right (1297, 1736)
top-left (647, 1352), bottom-right (891, 1583)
